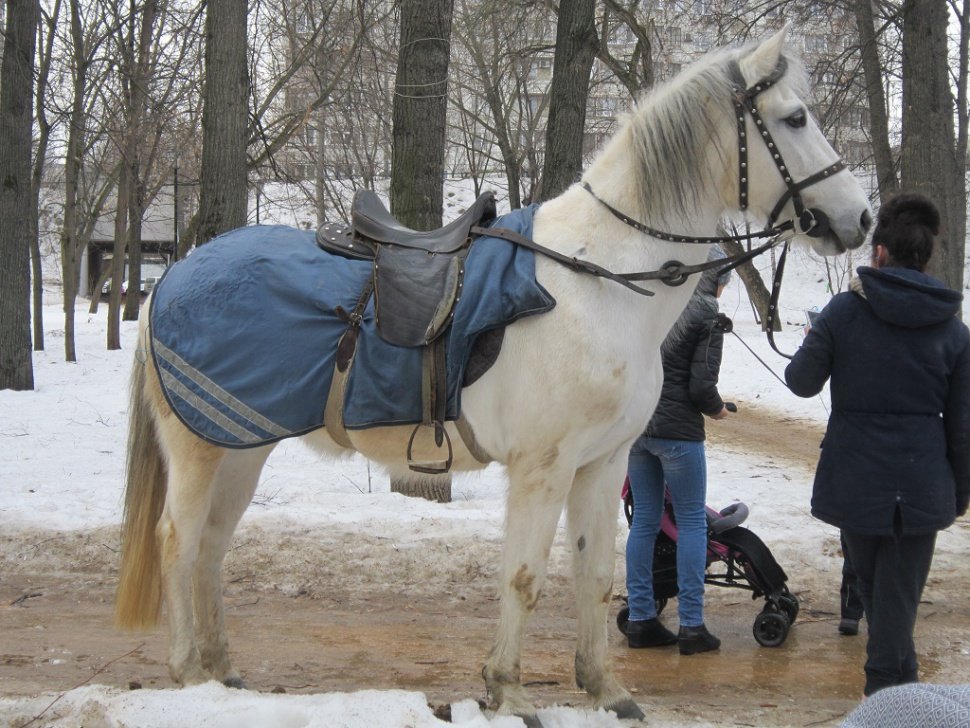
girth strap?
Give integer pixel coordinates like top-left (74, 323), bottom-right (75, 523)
top-left (456, 414), bottom-right (491, 464)
top-left (323, 279), bottom-right (375, 449)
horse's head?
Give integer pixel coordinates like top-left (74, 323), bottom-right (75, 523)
top-left (731, 28), bottom-right (872, 255)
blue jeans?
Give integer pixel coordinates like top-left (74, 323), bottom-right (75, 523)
top-left (625, 435), bottom-right (708, 627)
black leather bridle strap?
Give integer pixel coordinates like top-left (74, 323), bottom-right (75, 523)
top-left (729, 56), bottom-right (789, 212)
top-left (764, 240), bottom-right (794, 359)
top-left (471, 224), bottom-right (657, 296)
top-left (766, 160), bottom-right (847, 232)
top-left (620, 234), bottom-right (785, 286)
top-left (472, 222), bottom-right (791, 294)
top-left (580, 182), bottom-right (793, 246)
top-left (728, 57), bottom-right (850, 236)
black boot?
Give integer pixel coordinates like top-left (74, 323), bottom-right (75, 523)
top-left (678, 624), bottom-right (721, 655)
top-left (626, 618), bottom-right (677, 648)
top-left (838, 617), bottom-right (860, 636)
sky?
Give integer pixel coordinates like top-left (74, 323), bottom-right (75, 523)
top-left (1, 180), bottom-right (969, 727)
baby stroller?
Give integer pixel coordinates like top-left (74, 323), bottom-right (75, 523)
top-left (617, 478), bottom-right (799, 647)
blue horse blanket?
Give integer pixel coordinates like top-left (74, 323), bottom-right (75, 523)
top-left (149, 206), bottom-right (555, 448)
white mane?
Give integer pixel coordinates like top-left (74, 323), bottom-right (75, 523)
top-left (609, 43), bottom-right (810, 226)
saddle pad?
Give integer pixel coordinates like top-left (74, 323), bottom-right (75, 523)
top-left (149, 207), bottom-right (554, 448)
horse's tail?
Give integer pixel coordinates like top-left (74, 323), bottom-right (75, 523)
top-left (115, 337), bottom-right (167, 630)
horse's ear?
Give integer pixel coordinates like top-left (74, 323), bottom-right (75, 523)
top-left (738, 24), bottom-right (790, 85)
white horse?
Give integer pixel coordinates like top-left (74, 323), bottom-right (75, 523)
top-left (117, 28), bottom-right (871, 725)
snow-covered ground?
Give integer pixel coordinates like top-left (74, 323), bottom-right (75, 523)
top-left (1, 180), bottom-right (968, 727)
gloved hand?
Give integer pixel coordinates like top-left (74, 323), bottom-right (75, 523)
top-left (714, 313), bottom-right (733, 334)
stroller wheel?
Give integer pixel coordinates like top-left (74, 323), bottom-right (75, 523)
top-left (778, 591), bottom-right (800, 624)
top-left (753, 610), bottom-right (790, 647)
top-left (616, 606), bottom-right (630, 635)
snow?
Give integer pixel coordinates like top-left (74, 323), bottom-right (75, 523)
top-left (1, 181), bottom-right (968, 727)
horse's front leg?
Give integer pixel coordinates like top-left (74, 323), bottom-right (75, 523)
top-left (484, 449), bottom-right (575, 726)
top-left (567, 452), bottom-right (645, 721)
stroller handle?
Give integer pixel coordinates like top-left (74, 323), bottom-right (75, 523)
top-left (708, 501), bottom-right (749, 534)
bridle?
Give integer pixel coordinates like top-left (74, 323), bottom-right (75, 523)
top-left (579, 55), bottom-right (849, 358)
top-left (478, 56), bottom-right (851, 358)
top-left (728, 56), bottom-right (846, 237)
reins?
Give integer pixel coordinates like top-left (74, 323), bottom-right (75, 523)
top-left (474, 219), bottom-right (793, 297)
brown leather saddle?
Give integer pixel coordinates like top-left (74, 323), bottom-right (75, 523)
top-left (315, 190), bottom-right (497, 473)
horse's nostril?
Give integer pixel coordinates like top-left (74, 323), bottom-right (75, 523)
top-left (861, 209), bottom-right (873, 231)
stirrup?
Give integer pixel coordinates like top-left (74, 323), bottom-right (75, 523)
top-left (406, 421), bottom-right (453, 474)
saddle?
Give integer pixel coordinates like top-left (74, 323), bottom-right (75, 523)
top-left (316, 190), bottom-right (498, 473)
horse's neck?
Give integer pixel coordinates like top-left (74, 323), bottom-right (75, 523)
top-left (543, 130), bottom-right (725, 278)
top-left (583, 122), bottom-right (727, 239)
top-left (533, 122), bottom-right (728, 353)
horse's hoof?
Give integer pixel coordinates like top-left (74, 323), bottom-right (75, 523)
top-left (223, 676), bottom-right (246, 689)
top-left (610, 698), bottom-right (645, 721)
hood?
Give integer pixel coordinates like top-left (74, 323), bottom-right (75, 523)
top-left (856, 266), bottom-right (962, 328)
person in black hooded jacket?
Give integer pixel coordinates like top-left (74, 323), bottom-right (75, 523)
top-left (785, 193), bottom-right (970, 697)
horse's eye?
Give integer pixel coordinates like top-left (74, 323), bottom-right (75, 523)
top-left (784, 110), bottom-right (807, 128)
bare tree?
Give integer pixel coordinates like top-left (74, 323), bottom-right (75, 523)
top-left (259, 0), bottom-right (393, 223)
top-left (57, 0), bottom-right (120, 361)
top-left (28, 0), bottom-right (61, 352)
top-left (389, 0), bottom-right (455, 503)
top-left (595, 0), bottom-right (655, 97)
top-left (197, 0), bottom-right (250, 244)
top-left (0, 0), bottom-right (39, 390)
top-left (538, 0), bottom-right (597, 201)
top-left (103, 0), bottom-right (164, 347)
top-left (451, 0), bottom-right (552, 207)
top-left (853, 0), bottom-right (899, 198)
top-left (389, 0), bottom-right (454, 229)
top-left (900, 0), bottom-right (965, 291)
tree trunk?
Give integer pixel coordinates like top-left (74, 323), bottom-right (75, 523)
top-left (853, 0), bottom-right (898, 200)
top-left (123, 0), bottom-right (155, 322)
top-left (59, 0), bottom-right (86, 363)
top-left (197, 0), bottom-right (249, 245)
top-left (389, 0), bottom-right (454, 502)
top-left (29, 0), bottom-right (59, 352)
top-left (123, 181), bottom-right (145, 321)
top-left (0, 0), bottom-right (39, 390)
top-left (538, 0), bottom-right (596, 202)
top-left (899, 0), bottom-right (964, 292)
top-left (389, 0), bottom-right (454, 229)
top-left (106, 159), bottom-right (130, 350)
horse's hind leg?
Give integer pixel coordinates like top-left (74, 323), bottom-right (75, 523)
top-left (484, 450), bottom-right (575, 725)
top-left (155, 418), bottom-right (225, 685)
top-left (193, 445), bottom-right (275, 687)
top-left (567, 453), bottom-right (644, 721)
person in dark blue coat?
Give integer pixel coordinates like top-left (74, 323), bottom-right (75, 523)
top-left (624, 247), bottom-right (732, 656)
top-left (785, 193), bottom-right (970, 697)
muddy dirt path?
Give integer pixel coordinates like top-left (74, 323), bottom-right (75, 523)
top-left (3, 403), bottom-right (969, 727)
